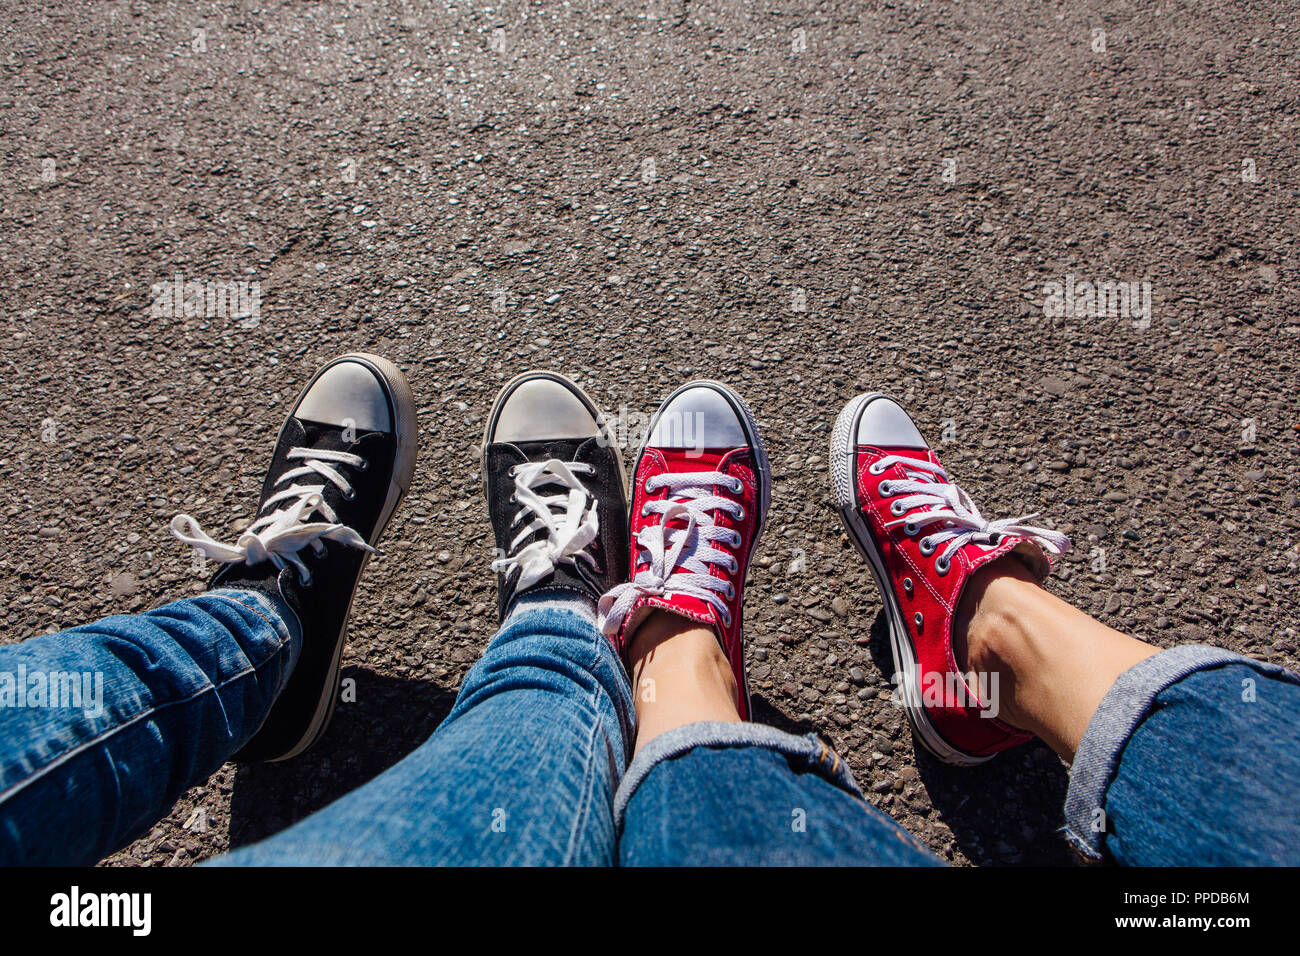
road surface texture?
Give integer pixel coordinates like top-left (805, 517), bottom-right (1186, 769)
top-left (1, 0), bottom-right (1296, 866)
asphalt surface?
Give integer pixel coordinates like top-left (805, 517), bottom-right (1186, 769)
top-left (0, 1), bottom-right (1297, 866)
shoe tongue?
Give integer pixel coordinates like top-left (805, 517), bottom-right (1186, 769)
top-left (508, 437), bottom-right (587, 462)
top-left (265, 419), bottom-right (371, 518)
top-left (875, 445), bottom-right (942, 482)
top-left (654, 448), bottom-right (739, 516)
top-left (297, 418), bottom-right (375, 453)
top-left (653, 448), bottom-right (739, 540)
top-left (654, 447), bottom-right (733, 470)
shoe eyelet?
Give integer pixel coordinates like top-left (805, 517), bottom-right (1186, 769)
top-left (641, 503), bottom-right (651, 518)
top-left (890, 501), bottom-right (906, 517)
top-left (902, 577), bottom-right (913, 596)
top-left (721, 608), bottom-right (732, 627)
top-left (730, 477), bottom-right (743, 494)
top-left (725, 581), bottom-right (735, 599)
top-left (878, 481), bottom-right (891, 496)
top-left (935, 558), bottom-right (950, 576)
top-left (508, 465), bottom-right (519, 477)
top-left (730, 530), bottom-right (742, 548)
top-left (734, 506), bottom-right (745, 521)
top-left (904, 522), bottom-right (919, 536)
top-left (729, 556), bottom-right (739, 573)
top-left (509, 493), bottom-right (517, 504)
top-left (914, 611), bottom-right (923, 630)
top-left (868, 461), bottom-right (884, 475)
top-left (356, 459), bottom-right (369, 472)
top-left (342, 488), bottom-right (356, 501)
top-left (919, 537), bottom-right (935, 556)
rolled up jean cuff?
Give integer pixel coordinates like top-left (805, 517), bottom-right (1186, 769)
top-left (1063, 644), bottom-right (1299, 861)
top-left (210, 586), bottom-right (303, 681)
top-left (613, 720), bottom-right (863, 829)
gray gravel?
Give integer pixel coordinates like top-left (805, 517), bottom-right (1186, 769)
top-left (0, 1), bottom-right (1296, 866)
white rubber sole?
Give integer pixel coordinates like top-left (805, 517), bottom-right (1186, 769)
top-left (267, 352), bottom-right (418, 762)
top-left (636, 380), bottom-right (772, 718)
top-left (830, 393), bottom-right (990, 767)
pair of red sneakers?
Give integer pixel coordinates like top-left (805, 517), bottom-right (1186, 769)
top-left (598, 384), bottom-right (1070, 764)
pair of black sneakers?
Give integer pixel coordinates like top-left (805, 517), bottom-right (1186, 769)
top-left (173, 359), bottom-right (626, 762)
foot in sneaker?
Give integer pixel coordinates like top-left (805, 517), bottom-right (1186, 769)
top-left (482, 371), bottom-right (629, 619)
top-left (598, 381), bottom-right (771, 720)
top-left (830, 394), bottom-right (1070, 764)
top-left (171, 353), bottom-right (417, 762)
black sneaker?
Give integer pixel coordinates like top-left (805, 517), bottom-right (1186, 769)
top-left (171, 353), bottom-right (417, 762)
top-left (482, 371), bottom-right (629, 621)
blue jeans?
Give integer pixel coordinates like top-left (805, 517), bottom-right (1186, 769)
top-left (1, 590), bottom-right (1297, 865)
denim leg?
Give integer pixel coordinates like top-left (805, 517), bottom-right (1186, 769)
top-left (0, 588), bottom-right (299, 865)
top-left (1064, 645), bottom-right (1300, 866)
top-left (214, 596), bottom-right (635, 866)
top-left (616, 721), bottom-right (943, 866)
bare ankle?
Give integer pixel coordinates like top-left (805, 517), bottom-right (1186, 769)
top-left (626, 611), bottom-right (740, 753)
top-left (953, 556), bottom-right (1040, 729)
top-left (952, 555), bottom-right (1159, 757)
top-left (954, 558), bottom-right (1035, 667)
top-left (628, 612), bottom-right (735, 700)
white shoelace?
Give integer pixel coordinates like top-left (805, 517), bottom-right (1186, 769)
top-left (598, 471), bottom-right (744, 636)
top-left (171, 447), bottom-right (377, 585)
top-left (870, 454), bottom-right (1071, 572)
top-left (491, 459), bottom-right (600, 591)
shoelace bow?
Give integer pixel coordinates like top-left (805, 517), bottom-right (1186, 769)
top-left (871, 454), bottom-right (1070, 571)
top-left (491, 458), bottom-right (600, 591)
top-left (598, 471), bottom-right (744, 636)
top-left (171, 447), bottom-right (377, 586)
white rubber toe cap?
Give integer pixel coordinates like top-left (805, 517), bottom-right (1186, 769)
top-left (295, 360), bottom-right (392, 432)
top-left (649, 384), bottom-right (747, 449)
top-left (491, 375), bottom-right (600, 442)
top-left (855, 396), bottom-right (928, 449)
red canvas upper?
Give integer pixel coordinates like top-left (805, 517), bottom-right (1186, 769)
top-left (853, 441), bottom-right (1059, 757)
top-left (604, 445), bottom-right (763, 720)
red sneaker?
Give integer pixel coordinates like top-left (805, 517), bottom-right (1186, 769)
top-left (830, 394), bottom-right (1071, 764)
top-left (598, 381), bottom-right (770, 720)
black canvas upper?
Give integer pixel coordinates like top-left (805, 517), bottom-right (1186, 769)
top-left (212, 416), bottom-right (398, 762)
top-left (485, 435), bottom-right (628, 621)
